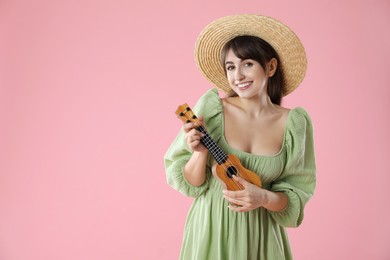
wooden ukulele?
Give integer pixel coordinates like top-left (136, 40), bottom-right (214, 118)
top-left (175, 103), bottom-right (262, 191)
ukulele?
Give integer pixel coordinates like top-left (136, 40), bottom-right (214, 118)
top-left (175, 103), bottom-right (262, 191)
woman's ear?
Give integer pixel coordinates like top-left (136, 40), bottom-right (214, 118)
top-left (267, 58), bottom-right (278, 77)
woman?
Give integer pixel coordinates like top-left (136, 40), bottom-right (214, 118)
top-left (164, 14), bottom-right (316, 259)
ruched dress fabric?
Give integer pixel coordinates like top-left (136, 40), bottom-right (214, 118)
top-left (164, 88), bottom-right (316, 260)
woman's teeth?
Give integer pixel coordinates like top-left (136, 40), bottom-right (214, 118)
top-left (237, 82), bottom-right (251, 89)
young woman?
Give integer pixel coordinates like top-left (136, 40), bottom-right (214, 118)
top-left (164, 14), bottom-right (316, 260)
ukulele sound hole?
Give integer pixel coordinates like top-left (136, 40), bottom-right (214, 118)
top-left (226, 166), bottom-right (237, 178)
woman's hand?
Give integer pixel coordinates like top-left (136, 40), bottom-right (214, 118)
top-left (222, 175), bottom-right (269, 212)
top-left (183, 116), bottom-right (208, 153)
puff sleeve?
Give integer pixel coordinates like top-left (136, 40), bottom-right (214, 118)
top-left (269, 107), bottom-right (316, 228)
top-left (164, 89), bottom-right (223, 198)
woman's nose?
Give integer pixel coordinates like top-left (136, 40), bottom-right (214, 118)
top-left (235, 68), bottom-right (245, 81)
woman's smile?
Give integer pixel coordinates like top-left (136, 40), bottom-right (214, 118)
top-left (236, 81), bottom-right (253, 90)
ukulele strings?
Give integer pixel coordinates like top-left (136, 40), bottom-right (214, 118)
top-left (196, 125), bottom-right (244, 189)
top-left (189, 113), bottom-right (245, 190)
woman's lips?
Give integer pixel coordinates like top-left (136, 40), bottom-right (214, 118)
top-left (237, 82), bottom-right (252, 90)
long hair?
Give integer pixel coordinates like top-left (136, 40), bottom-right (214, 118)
top-left (221, 36), bottom-right (284, 105)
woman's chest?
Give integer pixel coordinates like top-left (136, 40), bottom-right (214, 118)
top-left (224, 113), bottom-right (286, 156)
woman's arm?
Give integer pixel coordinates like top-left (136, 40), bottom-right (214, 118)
top-left (182, 116), bottom-right (209, 186)
top-left (184, 151), bottom-right (208, 186)
top-left (222, 176), bottom-right (288, 212)
top-left (262, 190), bottom-right (288, 212)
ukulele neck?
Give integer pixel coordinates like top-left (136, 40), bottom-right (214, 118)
top-left (197, 126), bottom-right (227, 164)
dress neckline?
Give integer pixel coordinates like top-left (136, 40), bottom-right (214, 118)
top-left (215, 91), bottom-right (294, 158)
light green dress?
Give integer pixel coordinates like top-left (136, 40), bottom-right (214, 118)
top-left (164, 88), bottom-right (316, 260)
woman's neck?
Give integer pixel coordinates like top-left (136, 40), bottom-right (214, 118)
top-left (236, 94), bottom-right (277, 118)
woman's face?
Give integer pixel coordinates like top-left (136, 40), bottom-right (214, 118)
top-left (224, 48), bottom-right (268, 99)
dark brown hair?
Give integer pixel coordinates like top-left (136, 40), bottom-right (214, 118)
top-left (221, 36), bottom-right (284, 105)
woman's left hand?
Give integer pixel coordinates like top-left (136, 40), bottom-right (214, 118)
top-left (222, 175), bottom-right (269, 212)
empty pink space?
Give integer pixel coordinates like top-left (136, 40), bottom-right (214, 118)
top-left (1, 0), bottom-right (389, 259)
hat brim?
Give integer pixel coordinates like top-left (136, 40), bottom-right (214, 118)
top-left (194, 14), bottom-right (307, 96)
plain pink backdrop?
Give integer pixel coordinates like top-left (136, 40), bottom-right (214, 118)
top-left (1, 0), bottom-right (389, 259)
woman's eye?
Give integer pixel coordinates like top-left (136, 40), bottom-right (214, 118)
top-left (226, 66), bottom-right (235, 71)
top-left (244, 62), bottom-right (253, 67)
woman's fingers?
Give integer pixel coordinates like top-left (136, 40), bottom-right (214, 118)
top-left (223, 189), bottom-right (247, 199)
top-left (224, 196), bottom-right (246, 206)
top-left (182, 115), bottom-right (207, 152)
top-left (185, 129), bottom-right (203, 141)
top-left (184, 128), bottom-right (206, 151)
top-left (228, 204), bottom-right (250, 212)
top-left (224, 197), bottom-right (251, 212)
top-left (186, 136), bottom-right (200, 146)
top-left (183, 122), bottom-right (197, 133)
top-left (198, 115), bottom-right (205, 126)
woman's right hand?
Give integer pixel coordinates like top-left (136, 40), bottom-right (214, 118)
top-left (183, 115), bottom-right (208, 153)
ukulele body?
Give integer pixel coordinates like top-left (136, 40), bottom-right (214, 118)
top-left (215, 154), bottom-right (262, 191)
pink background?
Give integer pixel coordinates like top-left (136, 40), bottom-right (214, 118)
top-left (1, 0), bottom-right (389, 259)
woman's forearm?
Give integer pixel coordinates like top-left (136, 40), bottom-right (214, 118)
top-left (184, 151), bottom-right (208, 186)
top-left (263, 191), bottom-right (289, 212)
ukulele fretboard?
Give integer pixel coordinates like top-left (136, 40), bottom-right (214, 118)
top-left (197, 126), bottom-right (227, 164)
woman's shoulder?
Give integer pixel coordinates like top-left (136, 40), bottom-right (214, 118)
top-left (194, 88), bottom-right (223, 113)
top-left (287, 107), bottom-right (313, 125)
top-left (285, 107), bottom-right (314, 140)
top-left (192, 88), bottom-right (224, 136)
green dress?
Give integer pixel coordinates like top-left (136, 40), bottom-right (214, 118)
top-left (164, 88), bottom-right (316, 260)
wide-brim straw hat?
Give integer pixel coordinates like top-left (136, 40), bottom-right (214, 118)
top-left (194, 14), bottom-right (307, 96)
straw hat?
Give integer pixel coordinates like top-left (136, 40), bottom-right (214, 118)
top-left (194, 14), bottom-right (307, 96)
